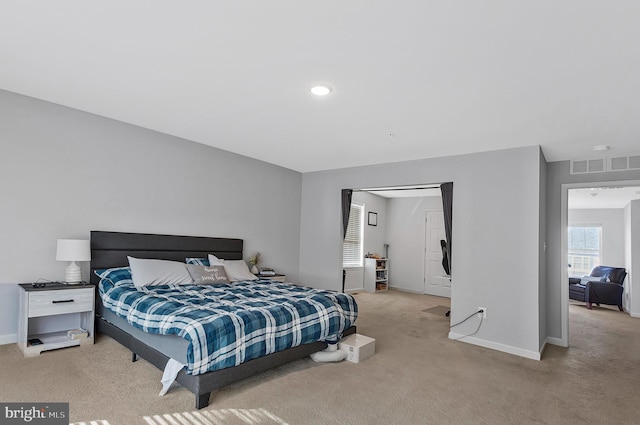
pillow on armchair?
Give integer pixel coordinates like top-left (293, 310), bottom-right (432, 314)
top-left (580, 276), bottom-right (607, 285)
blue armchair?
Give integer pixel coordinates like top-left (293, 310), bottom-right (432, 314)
top-left (569, 266), bottom-right (626, 311)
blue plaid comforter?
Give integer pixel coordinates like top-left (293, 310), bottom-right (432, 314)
top-left (99, 279), bottom-right (358, 375)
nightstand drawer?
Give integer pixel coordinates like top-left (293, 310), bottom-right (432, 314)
top-left (28, 288), bottom-right (94, 318)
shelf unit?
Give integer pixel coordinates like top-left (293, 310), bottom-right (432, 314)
top-left (364, 258), bottom-right (389, 292)
top-left (17, 283), bottom-right (95, 357)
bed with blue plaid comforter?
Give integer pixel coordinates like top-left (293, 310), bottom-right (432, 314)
top-left (98, 278), bottom-right (358, 375)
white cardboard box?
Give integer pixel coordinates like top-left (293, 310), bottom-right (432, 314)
top-left (339, 333), bottom-right (375, 363)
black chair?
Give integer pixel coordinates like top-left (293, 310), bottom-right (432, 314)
top-left (569, 266), bottom-right (626, 311)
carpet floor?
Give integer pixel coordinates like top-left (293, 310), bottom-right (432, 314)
top-left (1, 290), bottom-right (639, 425)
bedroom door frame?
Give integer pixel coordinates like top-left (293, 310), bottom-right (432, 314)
top-left (560, 178), bottom-right (640, 347)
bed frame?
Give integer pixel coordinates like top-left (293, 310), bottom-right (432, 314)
top-left (90, 230), bottom-right (355, 409)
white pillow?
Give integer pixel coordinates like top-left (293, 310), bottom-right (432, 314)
top-left (208, 254), bottom-right (224, 266)
top-left (221, 260), bottom-right (258, 282)
top-left (128, 256), bottom-right (193, 288)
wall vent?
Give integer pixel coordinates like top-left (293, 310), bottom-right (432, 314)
top-left (571, 153), bottom-right (640, 174)
top-left (608, 154), bottom-right (640, 172)
top-left (570, 158), bottom-right (605, 174)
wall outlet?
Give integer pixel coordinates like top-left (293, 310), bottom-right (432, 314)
top-left (477, 307), bottom-right (487, 319)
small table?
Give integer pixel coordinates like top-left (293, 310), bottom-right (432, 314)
top-left (17, 282), bottom-right (95, 357)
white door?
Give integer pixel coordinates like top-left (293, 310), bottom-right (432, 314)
top-left (424, 210), bottom-right (451, 297)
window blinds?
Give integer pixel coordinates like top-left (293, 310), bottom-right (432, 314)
top-left (343, 203), bottom-right (363, 267)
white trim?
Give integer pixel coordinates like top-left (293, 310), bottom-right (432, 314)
top-left (448, 332), bottom-right (541, 361)
top-left (560, 183), bottom-right (570, 347)
top-left (388, 286), bottom-right (423, 294)
top-left (0, 333), bottom-right (17, 345)
top-left (630, 312), bottom-right (640, 319)
top-left (546, 336), bottom-right (563, 346)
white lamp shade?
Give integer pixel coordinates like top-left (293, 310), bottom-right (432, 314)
top-left (56, 239), bottom-right (91, 262)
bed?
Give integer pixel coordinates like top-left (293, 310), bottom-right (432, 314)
top-left (90, 230), bottom-right (357, 409)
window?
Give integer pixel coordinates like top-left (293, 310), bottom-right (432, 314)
top-left (343, 203), bottom-right (364, 267)
top-left (568, 225), bottom-right (601, 277)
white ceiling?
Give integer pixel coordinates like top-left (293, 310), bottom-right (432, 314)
top-left (569, 186), bottom-right (640, 209)
top-left (2, 1), bottom-right (640, 173)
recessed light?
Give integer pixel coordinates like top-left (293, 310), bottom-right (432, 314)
top-left (593, 145), bottom-right (610, 151)
top-left (309, 84), bottom-right (333, 96)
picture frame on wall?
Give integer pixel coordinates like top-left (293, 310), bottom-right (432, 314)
top-left (368, 212), bottom-right (377, 226)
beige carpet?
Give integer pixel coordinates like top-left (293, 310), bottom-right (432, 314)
top-left (1, 291), bottom-right (639, 425)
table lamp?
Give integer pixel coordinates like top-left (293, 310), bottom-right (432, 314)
top-left (56, 239), bottom-right (91, 283)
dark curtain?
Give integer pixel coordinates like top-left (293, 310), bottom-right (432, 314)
top-left (440, 182), bottom-right (453, 273)
top-left (341, 189), bottom-right (353, 239)
top-left (341, 189), bottom-right (353, 293)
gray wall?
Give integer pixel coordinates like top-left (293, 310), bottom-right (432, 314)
top-left (300, 146), bottom-right (545, 358)
top-left (354, 191), bottom-right (388, 258)
top-left (544, 161), bottom-right (640, 339)
top-left (568, 208), bottom-right (626, 268)
top-left (0, 90), bottom-right (302, 342)
top-left (386, 196), bottom-right (443, 293)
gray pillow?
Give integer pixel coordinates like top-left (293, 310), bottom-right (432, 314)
top-left (127, 256), bottom-right (193, 288)
top-left (185, 264), bottom-right (230, 285)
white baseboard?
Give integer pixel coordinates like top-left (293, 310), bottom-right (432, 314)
top-left (345, 287), bottom-right (364, 292)
top-left (0, 333), bottom-right (17, 345)
top-left (630, 312), bottom-right (640, 318)
top-left (388, 286), bottom-right (423, 294)
top-left (448, 332), bottom-right (542, 361)
top-left (545, 336), bottom-right (564, 347)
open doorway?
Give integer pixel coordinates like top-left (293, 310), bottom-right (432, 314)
top-left (561, 180), bottom-right (640, 345)
top-left (342, 184), bottom-right (451, 298)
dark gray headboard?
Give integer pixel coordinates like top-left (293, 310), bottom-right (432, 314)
top-left (89, 231), bottom-right (244, 286)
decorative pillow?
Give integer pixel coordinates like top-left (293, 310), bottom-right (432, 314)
top-left (186, 257), bottom-right (210, 266)
top-left (94, 267), bottom-right (133, 286)
top-left (581, 276), bottom-right (607, 285)
top-left (207, 254), bottom-right (224, 266)
top-left (221, 259), bottom-right (258, 282)
top-left (127, 256), bottom-right (193, 288)
top-left (185, 264), bottom-right (229, 285)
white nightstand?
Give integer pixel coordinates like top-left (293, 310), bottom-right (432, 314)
top-left (17, 283), bottom-right (95, 357)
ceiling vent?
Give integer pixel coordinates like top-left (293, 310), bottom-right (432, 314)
top-left (570, 153), bottom-right (640, 175)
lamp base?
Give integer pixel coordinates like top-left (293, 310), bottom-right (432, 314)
top-left (64, 261), bottom-right (82, 284)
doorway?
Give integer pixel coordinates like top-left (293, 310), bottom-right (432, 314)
top-left (342, 184), bottom-right (449, 294)
top-left (560, 180), bottom-right (640, 346)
